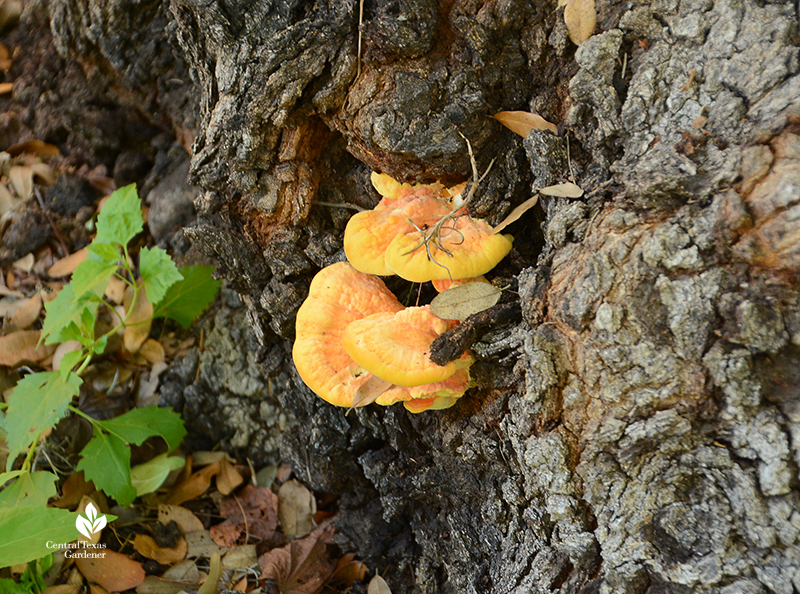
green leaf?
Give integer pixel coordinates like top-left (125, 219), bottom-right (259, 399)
top-left (0, 472), bottom-right (57, 510)
top-left (0, 471), bottom-right (24, 488)
top-left (41, 286), bottom-right (99, 346)
top-left (59, 351), bottom-right (85, 381)
top-left (95, 184), bottom-right (143, 247)
top-left (0, 577), bottom-right (32, 594)
top-left (0, 506), bottom-right (80, 568)
top-left (77, 430), bottom-right (137, 506)
top-left (139, 247), bottom-right (183, 306)
top-left (86, 241), bottom-right (121, 263)
top-left (96, 406), bottom-right (186, 452)
top-left (130, 454), bottom-right (184, 497)
top-left (5, 372), bottom-right (82, 471)
top-left (153, 265), bottom-right (221, 328)
top-left (71, 259), bottom-right (118, 298)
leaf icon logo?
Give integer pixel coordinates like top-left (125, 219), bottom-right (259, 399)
top-left (76, 502), bottom-right (107, 540)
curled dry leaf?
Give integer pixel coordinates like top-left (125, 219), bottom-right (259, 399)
top-left (138, 338), bottom-right (165, 366)
top-left (491, 195), bottom-right (539, 235)
top-left (9, 292), bottom-right (42, 329)
top-left (165, 461), bottom-right (221, 505)
top-left (564, 0), bottom-right (597, 45)
top-left (278, 479), bottom-right (317, 540)
top-left (493, 111), bottom-right (558, 137)
top-left (48, 248), bottom-right (89, 278)
top-left (0, 329), bottom-right (56, 366)
top-left (216, 458), bottom-right (244, 495)
top-left (349, 375), bottom-right (394, 412)
top-left (430, 282), bottom-right (502, 321)
top-left (158, 504), bottom-right (205, 534)
top-left (538, 182), bottom-right (584, 198)
top-left (0, 82), bottom-right (11, 95)
top-left (123, 280), bottom-right (153, 353)
top-left (75, 550), bottom-right (145, 593)
top-left (133, 534), bottom-right (188, 565)
top-left (12, 252), bottom-right (34, 272)
top-left (6, 139), bottom-right (61, 158)
top-left (0, 183), bottom-right (15, 215)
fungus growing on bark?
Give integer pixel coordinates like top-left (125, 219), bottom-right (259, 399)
top-left (344, 172), bottom-right (512, 282)
top-left (342, 306), bottom-right (473, 387)
top-left (293, 263), bottom-right (474, 413)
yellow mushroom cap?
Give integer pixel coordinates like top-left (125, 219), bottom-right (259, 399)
top-left (384, 216), bottom-right (513, 282)
top-left (342, 305), bottom-right (473, 388)
top-left (378, 368), bottom-right (470, 412)
top-left (292, 263), bottom-right (403, 407)
top-left (371, 172), bottom-right (448, 202)
top-left (344, 195), bottom-right (452, 276)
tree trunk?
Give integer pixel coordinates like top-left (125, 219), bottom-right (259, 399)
top-left (43, 0), bottom-right (800, 592)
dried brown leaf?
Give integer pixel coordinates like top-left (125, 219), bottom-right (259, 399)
top-left (48, 248), bottom-right (89, 278)
top-left (278, 479), bottom-right (317, 540)
top-left (564, 0), bottom-right (596, 45)
top-left (138, 338), bottom-right (165, 366)
top-left (104, 275), bottom-right (126, 304)
top-left (216, 458), bottom-right (244, 496)
top-left (430, 282), bottom-right (502, 322)
top-left (192, 451), bottom-right (234, 466)
top-left (8, 165), bottom-right (33, 200)
top-left (12, 253), bottom-right (33, 272)
top-left (197, 552), bottom-right (222, 594)
top-left (123, 281), bottom-right (153, 354)
top-left (493, 111), bottom-right (558, 137)
top-left (349, 375), bottom-right (393, 412)
top-left (6, 140), bottom-right (61, 158)
top-left (158, 504), bottom-right (205, 534)
top-left (329, 553), bottom-right (368, 589)
top-left (184, 530), bottom-right (221, 559)
top-left (0, 330), bottom-right (55, 366)
top-left (222, 544), bottom-right (258, 569)
top-left (491, 195), bottom-right (539, 235)
top-left (76, 550), bottom-right (145, 593)
top-left (259, 519), bottom-right (337, 594)
top-left (9, 292), bottom-right (41, 329)
top-left (165, 461), bottom-right (221, 505)
top-left (134, 576), bottom-right (193, 594)
top-left (368, 574), bottom-right (392, 594)
top-left (133, 534), bottom-right (188, 565)
top-left (217, 485), bottom-right (279, 541)
top-left (538, 182), bottom-right (584, 198)
top-left (0, 82), bottom-right (12, 95)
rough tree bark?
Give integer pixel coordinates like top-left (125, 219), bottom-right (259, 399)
top-left (35, 0), bottom-right (800, 592)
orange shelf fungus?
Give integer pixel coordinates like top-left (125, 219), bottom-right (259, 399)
top-left (344, 173), bottom-right (512, 283)
top-left (293, 263), bottom-right (473, 413)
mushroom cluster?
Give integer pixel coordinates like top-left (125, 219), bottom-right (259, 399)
top-left (292, 262), bottom-right (472, 413)
top-left (293, 173), bottom-right (513, 413)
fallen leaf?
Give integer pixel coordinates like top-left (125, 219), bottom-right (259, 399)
top-left (212, 485), bottom-right (280, 544)
top-left (161, 559), bottom-right (201, 582)
top-left (123, 280), bottom-right (153, 353)
top-left (0, 183), bottom-right (16, 215)
top-left (329, 553), bottom-right (368, 589)
top-left (209, 518), bottom-right (243, 548)
top-left (192, 451), bottom-right (234, 466)
top-left (104, 275), bottom-right (126, 304)
top-left (134, 576), bottom-right (192, 594)
top-left (0, 82), bottom-right (11, 95)
top-left (185, 529), bottom-right (221, 559)
top-left (0, 329), bottom-right (56, 365)
top-left (6, 140), bottom-right (61, 158)
top-left (349, 375), bottom-right (393, 412)
top-left (0, 296), bottom-right (25, 318)
top-left (8, 165), bottom-right (33, 200)
top-left (52, 471), bottom-right (95, 509)
top-left (493, 111), bottom-right (558, 137)
top-left (48, 248), bottom-right (89, 278)
top-left (491, 195), bottom-right (539, 235)
top-left (76, 549), bottom-right (145, 593)
top-left (197, 552), bottom-right (222, 594)
top-left (43, 586), bottom-right (80, 594)
top-left (53, 340), bottom-right (83, 372)
top-left (368, 574), bottom-right (392, 594)
top-left (0, 0), bottom-right (22, 30)
top-left (9, 292), bottom-right (41, 329)
top-left (564, 0), bottom-right (596, 45)
top-left (259, 519), bottom-right (337, 594)
top-left (133, 534), bottom-right (188, 565)
top-left (12, 253), bottom-right (34, 272)
top-left (278, 479), bottom-right (317, 540)
top-left (430, 282), bottom-right (502, 321)
top-left (222, 544), bottom-right (258, 569)
top-left (165, 461), bottom-right (221, 505)
top-left (538, 182), bottom-right (584, 198)
top-left (158, 504), bottom-right (205, 534)
top-left (216, 458), bottom-right (244, 495)
top-left (76, 496), bottom-right (105, 545)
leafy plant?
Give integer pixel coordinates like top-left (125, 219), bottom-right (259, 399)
top-left (0, 184), bottom-right (221, 568)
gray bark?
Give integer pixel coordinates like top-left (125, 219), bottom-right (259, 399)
top-left (39, 0), bottom-right (800, 592)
